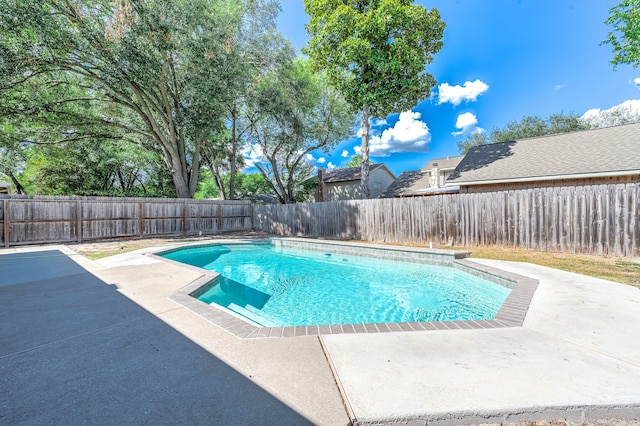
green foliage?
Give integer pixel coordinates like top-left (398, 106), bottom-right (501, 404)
top-left (303, 0), bottom-right (445, 117)
top-left (0, 0), bottom-right (258, 197)
top-left (195, 170), bottom-right (272, 199)
top-left (345, 154), bottom-right (374, 168)
top-left (0, 145), bottom-right (28, 194)
top-left (248, 58), bottom-right (355, 203)
top-left (603, 0), bottom-right (640, 68)
top-left (457, 113), bottom-right (591, 154)
top-left (303, 0), bottom-right (445, 197)
top-left (22, 140), bottom-right (174, 197)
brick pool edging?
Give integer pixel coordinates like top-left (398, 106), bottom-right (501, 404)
top-left (161, 238), bottom-right (539, 339)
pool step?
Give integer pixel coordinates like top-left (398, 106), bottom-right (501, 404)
top-left (227, 303), bottom-right (281, 328)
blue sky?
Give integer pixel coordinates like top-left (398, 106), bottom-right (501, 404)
top-left (267, 0), bottom-right (640, 177)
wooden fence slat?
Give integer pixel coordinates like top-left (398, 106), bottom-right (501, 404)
top-left (3, 199), bottom-right (8, 248)
top-left (253, 182), bottom-right (640, 257)
top-left (1, 197), bottom-right (252, 247)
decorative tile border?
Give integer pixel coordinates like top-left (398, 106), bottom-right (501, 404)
top-left (161, 238), bottom-right (539, 339)
top-left (272, 237), bottom-right (471, 266)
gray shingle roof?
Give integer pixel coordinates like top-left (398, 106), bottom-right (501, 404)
top-left (447, 123), bottom-right (640, 185)
top-left (421, 155), bottom-right (464, 171)
top-left (378, 170), bottom-right (428, 197)
top-left (322, 163), bottom-right (385, 183)
top-left (378, 170), bottom-right (460, 197)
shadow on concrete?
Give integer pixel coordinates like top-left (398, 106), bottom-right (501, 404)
top-left (0, 250), bottom-right (313, 425)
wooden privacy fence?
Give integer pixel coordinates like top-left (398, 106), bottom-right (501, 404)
top-left (254, 182), bottom-right (640, 257)
top-left (0, 195), bottom-right (252, 248)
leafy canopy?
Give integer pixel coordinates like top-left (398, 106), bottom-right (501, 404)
top-left (345, 154), bottom-right (374, 168)
top-left (303, 0), bottom-right (444, 198)
top-left (0, 0), bottom-right (252, 198)
top-left (603, 0), bottom-right (640, 68)
top-left (303, 0), bottom-right (445, 117)
top-left (248, 57), bottom-right (355, 203)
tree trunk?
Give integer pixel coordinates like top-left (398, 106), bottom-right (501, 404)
top-left (229, 107), bottom-right (238, 200)
top-left (7, 172), bottom-right (26, 195)
top-left (167, 154), bottom-right (193, 198)
top-left (213, 166), bottom-right (226, 200)
top-left (255, 163), bottom-right (286, 204)
top-left (360, 104), bottom-right (371, 199)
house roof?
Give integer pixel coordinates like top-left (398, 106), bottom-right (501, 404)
top-left (379, 170), bottom-right (460, 198)
top-left (447, 123), bottom-right (640, 186)
top-left (378, 170), bottom-right (429, 197)
top-left (0, 180), bottom-right (11, 194)
top-left (322, 163), bottom-right (391, 183)
top-left (421, 155), bottom-right (464, 171)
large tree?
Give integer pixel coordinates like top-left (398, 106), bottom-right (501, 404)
top-left (216, 1), bottom-right (291, 199)
top-left (303, 0), bottom-right (444, 198)
top-left (0, 0), bottom-right (251, 198)
top-left (248, 58), bottom-right (354, 203)
top-left (457, 113), bottom-right (591, 154)
top-left (603, 0), bottom-right (640, 68)
top-left (22, 139), bottom-right (174, 197)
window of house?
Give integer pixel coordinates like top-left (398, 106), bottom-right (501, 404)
top-left (373, 182), bottom-right (381, 190)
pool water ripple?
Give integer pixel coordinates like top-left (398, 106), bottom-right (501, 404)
top-left (161, 243), bottom-right (511, 327)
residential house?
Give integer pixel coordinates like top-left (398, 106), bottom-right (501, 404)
top-left (379, 155), bottom-right (463, 197)
top-left (446, 123), bottom-right (640, 192)
top-left (316, 164), bottom-right (396, 201)
top-left (0, 180), bottom-right (11, 195)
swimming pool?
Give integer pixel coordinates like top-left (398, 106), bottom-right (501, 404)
top-left (161, 241), bottom-right (512, 327)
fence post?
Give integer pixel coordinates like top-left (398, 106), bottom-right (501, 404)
top-left (217, 203), bottom-right (223, 232)
top-left (76, 200), bottom-right (82, 243)
top-left (183, 200), bottom-right (188, 237)
top-left (3, 199), bottom-right (8, 248)
top-left (138, 202), bottom-right (144, 238)
top-left (250, 203), bottom-right (254, 231)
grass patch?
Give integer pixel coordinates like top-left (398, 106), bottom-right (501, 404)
top-left (442, 245), bottom-right (640, 287)
top-left (80, 245), bottom-right (148, 260)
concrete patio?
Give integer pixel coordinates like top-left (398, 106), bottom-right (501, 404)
top-left (1, 241), bottom-right (640, 425)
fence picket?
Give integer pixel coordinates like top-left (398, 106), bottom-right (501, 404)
top-left (0, 196), bottom-right (251, 247)
top-left (253, 183), bottom-right (640, 257)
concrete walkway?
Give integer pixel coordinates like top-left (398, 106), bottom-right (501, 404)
top-left (2, 242), bottom-right (640, 425)
top-left (322, 259), bottom-right (640, 424)
top-left (0, 245), bottom-right (349, 425)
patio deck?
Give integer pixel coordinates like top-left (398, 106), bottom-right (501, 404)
top-left (1, 241), bottom-right (639, 425)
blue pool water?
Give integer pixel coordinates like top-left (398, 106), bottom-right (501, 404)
top-left (161, 243), bottom-right (511, 327)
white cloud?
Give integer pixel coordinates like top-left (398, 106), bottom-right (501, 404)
top-left (327, 162), bottom-right (337, 170)
top-left (371, 118), bottom-right (388, 127)
top-left (341, 150), bottom-right (349, 158)
top-left (317, 157), bottom-right (326, 164)
top-left (634, 77), bottom-right (640, 87)
top-left (354, 145), bottom-right (362, 155)
top-left (367, 111), bottom-right (431, 156)
top-left (438, 79), bottom-right (489, 106)
top-left (554, 82), bottom-right (567, 91)
top-left (452, 112), bottom-right (484, 136)
top-left (242, 144), bottom-right (264, 169)
top-left (305, 153), bottom-right (315, 162)
top-left (581, 99), bottom-right (640, 128)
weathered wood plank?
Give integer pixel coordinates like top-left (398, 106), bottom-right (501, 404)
top-left (2, 197), bottom-right (252, 247)
top-left (252, 183), bottom-right (640, 257)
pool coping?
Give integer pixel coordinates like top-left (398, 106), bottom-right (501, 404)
top-left (154, 238), bottom-right (539, 339)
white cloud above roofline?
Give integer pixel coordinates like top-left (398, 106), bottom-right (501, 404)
top-left (365, 111), bottom-right (431, 157)
top-left (438, 80), bottom-right (489, 106)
